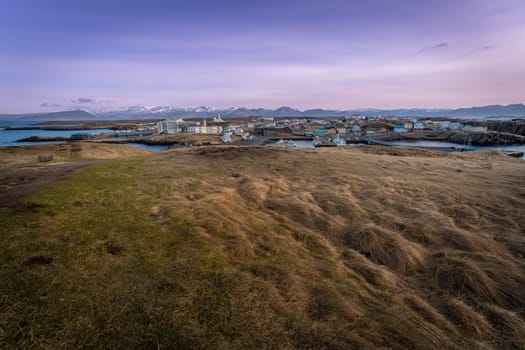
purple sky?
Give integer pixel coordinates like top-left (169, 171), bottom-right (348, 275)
top-left (1, 0), bottom-right (524, 113)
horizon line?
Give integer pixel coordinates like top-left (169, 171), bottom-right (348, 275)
top-left (3, 102), bottom-right (525, 115)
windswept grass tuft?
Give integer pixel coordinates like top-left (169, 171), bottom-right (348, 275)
top-left (428, 252), bottom-right (499, 302)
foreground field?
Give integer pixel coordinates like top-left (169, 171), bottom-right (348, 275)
top-left (1, 145), bottom-right (524, 349)
top-left (0, 143), bottom-right (150, 206)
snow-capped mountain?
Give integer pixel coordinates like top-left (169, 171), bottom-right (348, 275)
top-left (91, 104), bottom-right (525, 119)
top-left (95, 105), bottom-right (223, 119)
top-left (5, 104), bottom-right (523, 121)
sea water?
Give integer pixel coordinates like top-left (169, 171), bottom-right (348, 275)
top-left (0, 121), bottom-right (112, 146)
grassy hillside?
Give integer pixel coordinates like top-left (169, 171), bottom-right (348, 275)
top-left (1, 146), bottom-right (524, 349)
top-left (0, 142), bottom-right (150, 167)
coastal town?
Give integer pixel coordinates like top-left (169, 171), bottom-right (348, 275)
top-left (112, 114), bottom-right (525, 150)
top-left (6, 113), bottom-right (525, 157)
top-left (154, 114), bottom-right (492, 142)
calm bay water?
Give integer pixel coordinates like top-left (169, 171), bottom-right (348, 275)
top-left (0, 121), bottom-right (112, 146)
top-left (123, 143), bottom-right (169, 151)
top-left (268, 140), bottom-right (315, 148)
top-left (268, 138), bottom-right (525, 160)
top-left (388, 140), bottom-right (525, 159)
top-left (0, 121), bottom-right (168, 151)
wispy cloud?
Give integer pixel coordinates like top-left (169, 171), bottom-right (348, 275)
top-left (476, 45), bottom-right (495, 52)
top-left (40, 98), bottom-right (113, 112)
top-left (40, 102), bottom-right (63, 108)
top-left (70, 97), bottom-right (112, 105)
top-left (71, 97), bottom-right (94, 104)
top-left (420, 42), bottom-right (449, 53)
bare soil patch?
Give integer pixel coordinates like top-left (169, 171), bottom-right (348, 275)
top-left (0, 161), bottom-right (100, 206)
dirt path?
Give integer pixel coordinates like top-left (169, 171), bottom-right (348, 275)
top-left (0, 160), bottom-right (101, 206)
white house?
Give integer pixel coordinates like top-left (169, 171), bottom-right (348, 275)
top-left (221, 132), bottom-right (232, 143)
top-left (157, 118), bottom-right (186, 134)
top-left (187, 125), bottom-right (223, 134)
top-left (158, 118), bottom-right (223, 134)
top-left (463, 125), bottom-right (488, 132)
top-left (413, 122), bottom-right (425, 131)
top-left (394, 125), bottom-right (407, 133)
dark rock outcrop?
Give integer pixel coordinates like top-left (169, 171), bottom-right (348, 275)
top-left (447, 131), bottom-right (525, 146)
top-left (486, 122), bottom-right (525, 136)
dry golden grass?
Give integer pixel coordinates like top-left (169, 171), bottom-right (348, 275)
top-left (0, 145), bottom-right (524, 349)
top-left (0, 142), bottom-right (150, 166)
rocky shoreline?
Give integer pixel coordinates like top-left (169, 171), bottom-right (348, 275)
top-left (378, 130), bottom-right (525, 146)
top-left (16, 136), bottom-right (72, 142)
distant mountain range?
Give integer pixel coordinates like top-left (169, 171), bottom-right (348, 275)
top-left (1, 104), bottom-right (525, 121)
top-left (0, 110), bottom-right (95, 121)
